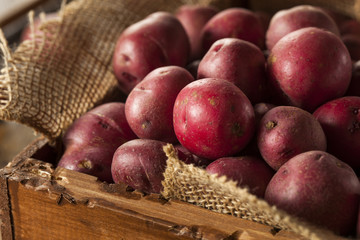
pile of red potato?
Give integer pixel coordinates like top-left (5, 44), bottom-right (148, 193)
top-left (50, 4), bottom-right (360, 238)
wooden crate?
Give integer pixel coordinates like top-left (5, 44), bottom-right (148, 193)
top-left (0, 136), bottom-right (318, 240)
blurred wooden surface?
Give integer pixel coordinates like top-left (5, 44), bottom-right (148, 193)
top-left (0, 0), bottom-right (49, 27)
top-left (0, 121), bottom-right (39, 168)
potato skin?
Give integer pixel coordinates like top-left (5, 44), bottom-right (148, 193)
top-left (173, 78), bottom-right (255, 160)
top-left (265, 151), bottom-right (360, 236)
top-left (111, 139), bottom-right (168, 194)
top-left (206, 156), bottom-right (274, 198)
top-left (125, 66), bottom-right (194, 143)
top-left (257, 106), bottom-right (326, 170)
top-left (267, 27), bottom-right (352, 112)
top-left (113, 12), bottom-right (190, 94)
top-left (266, 5), bottom-right (340, 50)
top-left (198, 38), bottom-right (267, 104)
top-left (201, 8), bottom-right (265, 54)
top-left (313, 96), bottom-right (360, 170)
top-left (175, 5), bottom-right (219, 61)
top-left (58, 102), bottom-right (137, 182)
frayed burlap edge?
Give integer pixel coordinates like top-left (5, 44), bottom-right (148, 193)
top-left (162, 144), bottom-right (343, 240)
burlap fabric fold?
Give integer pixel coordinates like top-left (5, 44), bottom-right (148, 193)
top-left (0, 0), bottom-right (357, 239)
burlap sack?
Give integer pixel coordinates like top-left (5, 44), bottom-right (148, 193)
top-left (0, 0), bottom-right (358, 239)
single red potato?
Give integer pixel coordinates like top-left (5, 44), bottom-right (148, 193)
top-left (175, 4), bottom-right (219, 61)
top-left (58, 102), bottom-right (137, 182)
top-left (112, 12), bottom-right (190, 94)
top-left (173, 78), bottom-right (255, 160)
top-left (201, 8), bottom-right (265, 54)
top-left (197, 38), bottom-right (267, 104)
top-left (313, 96), bottom-right (360, 170)
top-left (125, 66), bottom-right (194, 143)
top-left (267, 27), bottom-right (352, 112)
top-left (257, 106), bottom-right (327, 170)
top-left (206, 156), bottom-right (274, 198)
top-left (265, 150), bottom-right (360, 236)
top-left (111, 139), bottom-right (180, 194)
top-left (266, 5), bottom-right (340, 50)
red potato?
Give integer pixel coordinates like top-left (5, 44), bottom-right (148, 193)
top-left (125, 66), bottom-right (194, 143)
top-left (265, 150), bottom-right (360, 236)
top-left (342, 34), bottom-right (360, 61)
top-left (201, 8), bottom-right (265, 54)
top-left (267, 27), bottom-right (352, 112)
top-left (111, 139), bottom-right (167, 194)
top-left (206, 156), bottom-right (274, 198)
top-left (111, 139), bottom-right (189, 194)
top-left (112, 12), bottom-right (190, 94)
top-left (173, 78), bottom-right (255, 160)
top-left (257, 106), bottom-right (327, 171)
top-left (313, 96), bottom-right (360, 171)
top-left (175, 4), bottom-right (219, 61)
top-left (266, 5), bottom-right (340, 50)
top-left (58, 102), bottom-right (137, 182)
top-left (197, 38), bottom-right (267, 104)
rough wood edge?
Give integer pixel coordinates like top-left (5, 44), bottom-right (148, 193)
top-left (0, 177), bottom-right (12, 240)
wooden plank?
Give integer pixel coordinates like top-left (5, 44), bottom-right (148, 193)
top-left (0, 177), bottom-right (12, 240)
top-left (8, 180), bottom-right (192, 240)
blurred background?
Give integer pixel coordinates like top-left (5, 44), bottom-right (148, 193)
top-left (0, 0), bottom-right (62, 167)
